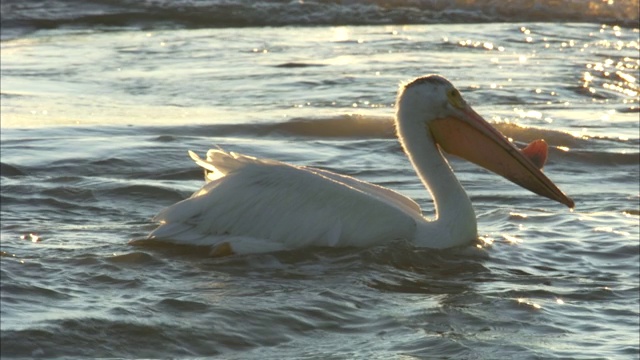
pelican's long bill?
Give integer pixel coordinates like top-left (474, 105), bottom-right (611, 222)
top-left (429, 104), bottom-right (575, 208)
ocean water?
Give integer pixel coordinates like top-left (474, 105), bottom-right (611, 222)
top-left (1, 0), bottom-right (639, 358)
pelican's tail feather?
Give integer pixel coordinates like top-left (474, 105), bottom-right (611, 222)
top-left (189, 149), bottom-right (267, 182)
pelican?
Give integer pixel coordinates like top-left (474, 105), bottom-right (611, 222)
top-left (140, 75), bottom-right (573, 256)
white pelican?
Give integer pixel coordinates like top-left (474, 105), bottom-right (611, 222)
top-left (141, 75), bottom-right (573, 256)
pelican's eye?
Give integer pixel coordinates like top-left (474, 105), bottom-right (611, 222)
top-left (447, 89), bottom-right (465, 109)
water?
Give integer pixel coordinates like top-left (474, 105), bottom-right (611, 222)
top-left (1, 1), bottom-right (639, 358)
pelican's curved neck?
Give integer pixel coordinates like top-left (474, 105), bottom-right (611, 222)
top-left (395, 109), bottom-right (477, 247)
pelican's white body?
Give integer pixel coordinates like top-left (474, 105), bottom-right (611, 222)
top-left (146, 75), bottom-right (570, 254)
top-left (153, 151), bottom-right (415, 253)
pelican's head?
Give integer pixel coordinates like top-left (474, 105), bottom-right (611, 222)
top-left (396, 74), bottom-right (574, 208)
top-left (397, 74), bottom-right (463, 123)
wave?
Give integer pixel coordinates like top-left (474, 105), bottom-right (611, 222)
top-left (0, 162), bottom-right (26, 177)
top-left (148, 115), bottom-right (638, 167)
top-left (1, 0), bottom-right (637, 38)
top-left (1, 115), bottom-right (637, 181)
top-left (175, 115), bottom-right (624, 143)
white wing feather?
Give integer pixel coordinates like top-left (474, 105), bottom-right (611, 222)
top-left (148, 150), bottom-right (418, 253)
top-left (303, 166), bottom-right (422, 216)
top-left (193, 149), bottom-right (421, 216)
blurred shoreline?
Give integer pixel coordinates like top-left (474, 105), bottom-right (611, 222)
top-left (1, 0), bottom-right (638, 41)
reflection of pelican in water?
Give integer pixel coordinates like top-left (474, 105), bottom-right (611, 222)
top-left (143, 75), bottom-right (573, 255)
